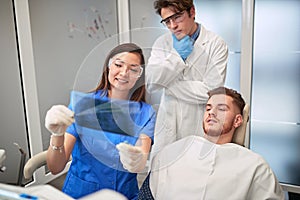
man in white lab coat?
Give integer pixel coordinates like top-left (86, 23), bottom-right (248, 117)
top-left (146, 0), bottom-right (228, 156)
top-left (138, 87), bottom-right (284, 200)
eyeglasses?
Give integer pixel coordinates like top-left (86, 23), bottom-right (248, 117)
top-left (160, 10), bottom-right (186, 27)
top-left (109, 58), bottom-right (143, 78)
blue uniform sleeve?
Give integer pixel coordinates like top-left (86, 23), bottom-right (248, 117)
top-left (66, 98), bottom-right (79, 139)
top-left (139, 103), bottom-right (156, 144)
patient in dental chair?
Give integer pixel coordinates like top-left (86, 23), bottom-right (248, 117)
top-left (138, 87), bottom-right (284, 200)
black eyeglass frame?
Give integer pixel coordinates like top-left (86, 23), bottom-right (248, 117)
top-left (160, 10), bottom-right (186, 26)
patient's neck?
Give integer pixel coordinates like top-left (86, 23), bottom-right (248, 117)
top-left (204, 132), bottom-right (234, 145)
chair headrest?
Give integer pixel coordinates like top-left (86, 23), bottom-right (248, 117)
top-left (232, 104), bottom-right (250, 146)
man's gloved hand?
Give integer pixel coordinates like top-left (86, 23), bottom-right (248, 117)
top-left (116, 142), bottom-right (146, 173)
top-left (45, 105), bottom-right (75, 136)
top-left (172, 34), bottom-right (194, 60)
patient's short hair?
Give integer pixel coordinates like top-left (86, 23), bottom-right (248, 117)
top-left (207, 87), bottom-right (245, 115)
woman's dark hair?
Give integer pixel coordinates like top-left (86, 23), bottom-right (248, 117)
top-left (93, 43), bottom-right (146, 102)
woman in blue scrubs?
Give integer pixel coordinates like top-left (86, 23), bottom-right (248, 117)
top-left (45, 43), bottom-right (156, 199)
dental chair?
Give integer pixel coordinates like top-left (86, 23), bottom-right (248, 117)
top-left (232, 104), bottom-right (250, 146)
top-left (23, 151), bottom-right (47, 180)
top-left (23, 146), bottom-right (71, 190)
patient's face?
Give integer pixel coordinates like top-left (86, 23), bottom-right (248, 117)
top-left (203, 94), bottom-right (238, 137)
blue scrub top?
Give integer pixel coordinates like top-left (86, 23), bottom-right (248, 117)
top-left (63, 90), bottom-right (156, 199)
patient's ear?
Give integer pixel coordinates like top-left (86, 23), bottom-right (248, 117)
top-left (233, 114), bottom-right (243, 128)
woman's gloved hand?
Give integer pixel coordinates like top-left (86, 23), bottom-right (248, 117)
top-left (172, 34), bottom-right (194, 60)
top-left (45, 105), bottom-right (75, 137)
top-left (116, 142), bottom-right (146, 173)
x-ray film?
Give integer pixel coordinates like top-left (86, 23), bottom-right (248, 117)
top-left (71, 91), bottom-right (142, 137)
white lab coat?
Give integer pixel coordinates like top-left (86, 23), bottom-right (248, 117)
top-left (149, 136), bottom-right (285, 200)
top-left (146, 25), bottom-right (228, 155)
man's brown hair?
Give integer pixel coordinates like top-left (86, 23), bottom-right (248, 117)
top-left (207, 87), bottom-right (246, 115)
top-left (154, 0), bottom-right (194, 15)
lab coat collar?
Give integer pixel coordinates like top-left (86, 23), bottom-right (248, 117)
top-left (194, 24), bottom-right (210, 45)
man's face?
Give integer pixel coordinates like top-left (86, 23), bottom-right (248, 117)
top-left (160, 7), bottom-right (196, 40)
top-left (203, 94), bottom-right (240, 137)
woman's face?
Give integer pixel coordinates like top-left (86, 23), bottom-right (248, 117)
top-left (108, 52), bottom-right (142, 95)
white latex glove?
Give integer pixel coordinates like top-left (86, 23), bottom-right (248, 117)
top-left (116, 142), bottom-right (146, 173)
top-left (45, 105), bottom-right (75, 136)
